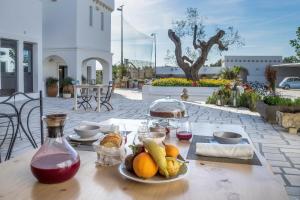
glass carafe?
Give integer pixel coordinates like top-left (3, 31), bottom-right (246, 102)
top-left (30, 114), bottom-right (80, 184)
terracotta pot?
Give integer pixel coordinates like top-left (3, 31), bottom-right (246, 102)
top-left (47, 85), bottom-right (58, 97)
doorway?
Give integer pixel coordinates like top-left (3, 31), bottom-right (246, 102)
top-left (58, 65), bottom-right (67, 96)
top-left (23, 43), bottom-right (33, 93)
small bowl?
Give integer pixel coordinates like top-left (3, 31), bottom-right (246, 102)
top-left (74, 125), bottom-right (101, 138)
top-left (213, 131), bottom-right (242, 144)
top-left (144, 132), bottom-right (166, 144)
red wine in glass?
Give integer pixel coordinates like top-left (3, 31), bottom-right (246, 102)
top-left (176, 131), bottom-right (192, 140)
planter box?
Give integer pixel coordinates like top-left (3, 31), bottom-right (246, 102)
top-left (276, 111), bottom-right (300, 134)
top-left (256, 101), bottom-right (300, 124)
top-left (142, 85), bottom-right (219, 102)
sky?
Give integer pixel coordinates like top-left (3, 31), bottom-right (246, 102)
top-left (111, 0), bottom-right (300, 66)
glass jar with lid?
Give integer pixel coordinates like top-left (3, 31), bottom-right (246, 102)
top-left (148, 97), bottom-right (187, 119)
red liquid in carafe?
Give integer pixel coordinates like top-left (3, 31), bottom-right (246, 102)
top-left (176, 131), bottom-right (192, 140)
top-left (31, 154), bottom-right (80, 184)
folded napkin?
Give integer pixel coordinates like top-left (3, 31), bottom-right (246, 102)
top-left (196, 143), bottom-right (254, 160)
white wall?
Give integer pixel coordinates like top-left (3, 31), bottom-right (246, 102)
top-left (0, 0), bottom-right (43, 93)
top-left (43, 0), bottom-right (114, 85)
top-left (43, 61), bottom-right (58, 80)
top-left (225, 56), bottom-right (282, 83)
top-left (0, 0), bottom-right (42, 40)
top-left (42, 0), bottom-right (77, 49)
top-left (77, 0), bottom-right (113, 52)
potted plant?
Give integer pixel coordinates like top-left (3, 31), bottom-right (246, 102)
top-left (256, 96), bottom-right (300, 123)
top-left (62, 88), bottom-right (72, 99)
top-left (46, 77), bottom-right (59, 97)
top-left (61, 77), bottom-right (74, 98)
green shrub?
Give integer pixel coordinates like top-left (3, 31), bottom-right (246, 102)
top-left (206, 86), bottom-right (232, 105)
top-left (61, 77), bottom-right (74, 87)
top-left (220, 66), bottom-right (241, 80)
top-left (46, 77), bottom-right (58, 87)
top-left (263, 96), bottom-right (300, 106)
top-left (206, 92), bottom-right (218, 104)
top-left (152, 78), bottom-right (231, 87)
top-left (238, 91), bottom-right (261, 111)
top-left (199, 79), bottom-right (231, 87)
top-left (152, 78), bottom-right (192, 86)
top-left (263, 96), bottom-right (293, 106)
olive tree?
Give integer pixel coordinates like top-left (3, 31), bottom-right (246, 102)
top-left (168, 8), bottom-right (243, 82)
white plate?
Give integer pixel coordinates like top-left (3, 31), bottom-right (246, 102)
top-left (68, 133), bottom-right (103, 142)
top-left (118, 163), bottom-right (188, 184)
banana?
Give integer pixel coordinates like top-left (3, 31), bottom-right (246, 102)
top-left (143, 139), bottom-right (169, 178)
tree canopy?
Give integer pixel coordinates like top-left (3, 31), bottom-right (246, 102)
top-left (283, 27), bottom-right (300, 63)
top-left (167, 8), bottom-right (244, 81)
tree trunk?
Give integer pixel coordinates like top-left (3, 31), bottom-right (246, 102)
top-left (168, 25), bottom-right (228, 82)
top-left (182, 68), bottom-right (193, 80)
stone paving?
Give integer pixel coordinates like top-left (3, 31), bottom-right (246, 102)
top-left (0, 88), bottom-right (300, 199)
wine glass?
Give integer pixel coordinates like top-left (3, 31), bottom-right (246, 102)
top-left (176, 120), bottom-right (192, 141)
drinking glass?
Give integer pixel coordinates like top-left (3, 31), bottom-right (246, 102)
top-left (176, 120), bottom-right (193, 140)
top-left (136, 121), bottom-right (149, 143)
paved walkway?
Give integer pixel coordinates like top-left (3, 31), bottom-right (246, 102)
top-left (1, 88), bottom-right (300, 199)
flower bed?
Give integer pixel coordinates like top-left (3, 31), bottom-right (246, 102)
top-left (151, 78), bottom-right (231, 87)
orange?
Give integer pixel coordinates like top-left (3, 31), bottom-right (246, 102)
top-left (133, 152), bottom-right (158, 179)
top-left (165, 144), bottom-right (179, 158)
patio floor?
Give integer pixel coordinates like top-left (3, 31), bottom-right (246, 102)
top-left (1, 88), bottom-right (300, 199)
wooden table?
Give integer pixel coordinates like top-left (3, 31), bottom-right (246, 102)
top-left (0, 119), bottom-right (288, 200)
top-left (73, 84), bottom-right (106, 112)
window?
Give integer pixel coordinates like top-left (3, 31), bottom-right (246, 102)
top-left (101, 12), bottom-right (104, 31)
top-left (23, 43), bottom-right (33, 93)
top-left (23, 44), bottom-right (32, 73)
top-left (89, 6), bottom-right (93, 26)
top-left (0, 39), bottom-right (17, 95)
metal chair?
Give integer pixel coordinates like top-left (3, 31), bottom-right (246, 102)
top-left (0, 113), bottom-right (15, 162)
top-left (77, 88), bottom-right (93, 111)
top-left (94, 81), bottom-right (114, 111)
top-left (0, 91), bottom-right (44, 161)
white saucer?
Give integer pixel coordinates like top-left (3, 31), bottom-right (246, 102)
top-left (68, 133), bottom-right (103, 142)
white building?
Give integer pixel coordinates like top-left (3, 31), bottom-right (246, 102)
top-left (156, 66), bottom-right (223, 78)
top-left (0, 0), bottom-right (43, 96)
top-left (0, 0), bottom-right (114, 97)
top-left (224, 56), bottom-right (282, 83)
top-left (42, 0), bottom-right (114, 94)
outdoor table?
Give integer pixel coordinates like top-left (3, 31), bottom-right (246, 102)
top-left (0, 119), bottom-right (288, 200)
top-left (73, 84), bottom-right (106, 112)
